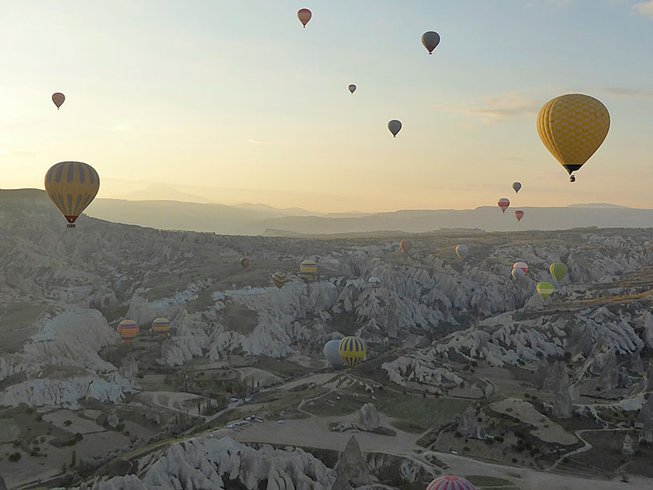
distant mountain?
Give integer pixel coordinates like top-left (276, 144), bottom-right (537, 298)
top-left (121, 184), bottom-right (211, 203)
top-left (566, 203), bottom-right (628, 209)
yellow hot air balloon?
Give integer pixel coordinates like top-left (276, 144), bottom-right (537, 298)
top-left (536, 282), bottom-right (555, 300)
top-left (299, 259), bottom-right (318, 281)
top-left (151, 317), bottom-right (171, 338)
top-left (44, 161), bottom-right (100, 228)
top-left (537, 94), bottom-right (610, 182)
top-left (338, 336), bottom-right (367, 367)
top-left (117, 319), bottom-right (139, 345)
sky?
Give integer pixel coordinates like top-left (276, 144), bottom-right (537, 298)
top-left (0, 0), bottom-right (652, 213)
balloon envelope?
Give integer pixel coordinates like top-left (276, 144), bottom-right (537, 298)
top-left (151, 317), bottom-right (171, 337)
top-left (52, 92), bottom-right (65, 109)
top-left (511, 267), bottom-right (525, 280)
top-left (550, 262), bottom-right (568, 282)
top-left (536, 281), bottom-right (555, 299)
top-left (272, 272), bottom-right (289, 289)
top-left (455, 244), bottom-right (468, 260)
top-left (44, 161), bottom-right (100, 227)
top-left (537, 94), bottom-right (610, 177)
top-left (324, 339), bottom-right (345, 368)
top-left (498, 198), bottom-right (510, 213)
top-left (400, 239), bottom-right (412, 253)
top-left (240, 257), bottom-right (251, 269)
top-left (512, 261), bottom-right (528, 275)
top-left (298, 8), bottom-right (312, 27)
top-left (421, 31), bottom-right (441, 54)
top-left (515, 210), bottom-right (524, 222)
top-left (338, 336), bottom-right (367, 367)
top-left (426, 475), bottom-right (476, 490)
top-left (512, 182), bottom-right (522, 193)
top-left (117, 319), bottom-right (139, 343)
top-left (388, 120), bottom-right (402, 137)
top-left (348, 84), bottom-right (357, 94)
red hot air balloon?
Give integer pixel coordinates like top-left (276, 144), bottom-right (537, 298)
top-left (400, 239), bottom-right (412, 253)
top-left (497, 198), bottom-right (510, 213)
top-left (426, 475), bottom-right (476, 490)
top-left (515, 210), bottom-right (524, 222)
top-left (52, 92), bottom-right (65, 109)
top-left (298, 8), bottom-right (312, 27)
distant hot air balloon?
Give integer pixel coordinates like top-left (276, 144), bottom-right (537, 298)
top-left (151, 317), bottom-right (171, 338)
top-left (298, 8), bottom-right (312, 27)
top-left (421, 31), bottom-right (441, 54)
top-left (240, 257), bottom-right (251, 269)
top-left (44, 161), bottom-right (100, 228)
top-left (52, 92), bottom-right (65, 109)
top-left (537, 94), bottom-right (610, 182)
top-left (498, 198), bottom-right (510, 213)
top-left (324, 339), bottom-right (346, 369)
top-left (400, 239), bottom-right (412, 253)
top-left (515, 210), bottom-right (524, 222)
top-left (388, 120), bottom-right (402, 138)
top-left (550, 262), bottom-right (568, 282)
top-left (426, 475), bottom-right (476, 490)
top-left (117, 319), bottom-right (139, 345)
top-left (455, 244), bottom-right (469, 260)
top-left (272, 272), bottom-right (290, 289)
top-left (338, 336), bottom-right (367, 367)
top-left (300, 259), bottom-right (318, 281)
top-left (368, 276), bottom-right (381, 287)
top-left (511, 267), bottom-right (525, 280)
top-left (512, 182), bottom-right (522, 193)
top-left (512, 261), bottom-right (528, 275)
top-left (348, 84), bottom-right (357, 94)
top-left (536, 281), bottom-right (555, 299)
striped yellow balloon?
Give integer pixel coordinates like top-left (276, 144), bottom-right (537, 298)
top-left (44, 161), bottom-right (100, 228)
top-left (338, 336), bottom-right (367, 367)
top-left (537, 94), bottom-right (610, 178)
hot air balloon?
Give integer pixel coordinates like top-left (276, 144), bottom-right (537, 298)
top-left (348, 84), bottom-right (357, 94)
top-left (44, 161), bottom-right (100, 228)
top-left (298, 8), bottom-right (312, 27)
top-left (300, 259), bottom-right (318, 281)
top-left (498, 198), bottom-right (510, 213)
top-left (421, 31), bottom-right (441, 54)
top-left (515, 210), bottom-right (524, 222)
top-left (537, 94), bottom-right (610, 182)
top-left (550, 262), bottom-right (568, 282)
top-left (512, 261), bottom-right (528, 275)
top-left (151, 317), bottom-right (171, 338)
top-left (426, 475), bottom-right (476, 490)
top-left (52, 92), bottom-right (65, 109)
top-left (338, 336), bottom-right (367, 367)
top-left (324, 339), bottom-right (345, 369)
top-left (272, 272), bottom-right (290, 289)
top-left (117, 320), bottom-right (139, 345)
top-left (536, 281), bottom-right (555, 299)
top-left (388, 120), bottom-right (402, 138)
top-left (512, 182), bottom-right (522, 193)
top-left (240, 257), bottom-right (251, 269)
top-left (455, 244), bottom-right (468, 260)
top-left (368, 276), bottom-right (381, 287)
top-left (400, 239), bottom-right (412, 253)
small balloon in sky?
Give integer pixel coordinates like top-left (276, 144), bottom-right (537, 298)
top-left (348, 84), bottom-right (357, 94)
top-left (52, 92), bottom-right (65, 109)
top-left (298, 8), bottom-right (312, 28)
top-left (421, 31), bottom-right (441, 54)
top-left (388, 120), bottom-right (402, 138)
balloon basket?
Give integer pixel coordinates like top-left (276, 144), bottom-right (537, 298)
top-left (67, 224), bottom-right (76, 229)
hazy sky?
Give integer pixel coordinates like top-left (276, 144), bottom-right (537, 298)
top-left (1, 0), bottom-right (652, 212)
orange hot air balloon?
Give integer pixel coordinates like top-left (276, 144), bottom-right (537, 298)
top-left (298, 8), bottom-right (312, 27)
top-left (52, 92), bottom-right (65, 109)
top-left (497, 198), bottom-right (510, 213)
top-left (515, 210), bottom-right (524, 222)
top-left (151, 317), bottom-right (171, 338)
top-left (400, 239), bottom-right (412, 253)
top-left (117, 319), bottom-right (139, 345)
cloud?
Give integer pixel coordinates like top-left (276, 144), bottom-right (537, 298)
top-left (437, 92), bottom-right (540, 124)
top-left (113, 122), bottom-right (133, 131)
top-left (601, 86), bottom-right (653, 98)
top-left (247, 138), bottom-right (265, 145)
top-left (633, 1), bottom-right (653, 18)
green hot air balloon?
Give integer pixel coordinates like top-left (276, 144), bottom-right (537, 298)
top-left (536, 282), bottom-right (555, 300)
top-left (550, 263), bottom-right (568, 282)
